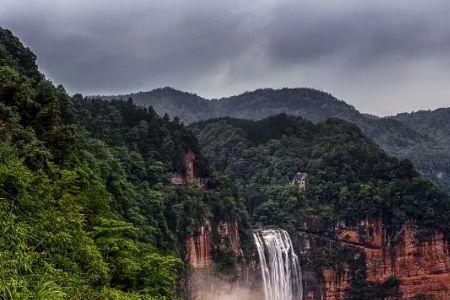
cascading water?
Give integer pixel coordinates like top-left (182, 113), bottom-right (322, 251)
top-left (253, 229), bottom-right (303, 300)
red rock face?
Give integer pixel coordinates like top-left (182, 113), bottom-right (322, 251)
top-left (323, 266), bottom-right (352, 300)
top-left (324, 219), bottom-right (450, 299)
top-left (186, 221), bottom-right (213, 269)
top-left (186, 219), bottom-right (241, 269)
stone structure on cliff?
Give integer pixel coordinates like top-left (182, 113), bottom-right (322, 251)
top-left (292, 172), bottom-right (308, 191)
top-left (170, 174), bottom-right (184, 186)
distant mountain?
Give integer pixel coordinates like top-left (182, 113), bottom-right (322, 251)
top-left (104, 87), bottom-right (210, 124)
top-left (109, 87), bottom-right (450, 192)
top-left (114, 87), bottom-right (360, 122)
top-left (111, 87), bottom-right (430, 152)
top-left (390, 108), bottom-right (450, 192)
top-left (392, 108), bottom-right (450, 143)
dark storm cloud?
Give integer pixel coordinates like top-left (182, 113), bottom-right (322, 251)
top-left (265, 2), bottom-right (450, 66)
top-left (2, 0), bottom-right (450, 114)
top-left (1, 1), bottom-right (253, 91)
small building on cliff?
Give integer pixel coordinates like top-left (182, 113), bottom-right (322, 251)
top-left (292, 172), bottom-right (307, 191)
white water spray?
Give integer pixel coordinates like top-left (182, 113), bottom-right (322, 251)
top-left (253, 229), bottom-right (303, 300)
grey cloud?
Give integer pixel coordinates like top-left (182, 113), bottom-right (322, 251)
top-left (2, 0), bottom-right (253, 92)
top-left (265, 2), bottom-right (450, 67)
top-left (2, 0), bottom-right (450, 114)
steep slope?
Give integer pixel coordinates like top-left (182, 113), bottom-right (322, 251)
top-left (393, 108), bottom-right (450, 141)
top-left (390, 108), bottom-right (450, 194)
top-left (0, 27), bottom-right (247, 299)
top-left (191, 114), bottom-right (450, 299)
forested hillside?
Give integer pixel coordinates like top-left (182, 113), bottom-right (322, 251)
top-left (0, 27), bottom-right (247, 299)
top-left (390, 108), bottom-right (450, 192)
top-left (113, 87), bottom-right (450, 194)
top-left (393, 108), bottom-right (450, 140)
top-left (106, 88), bottom-right (211, 125)
top-left (191, 114), bottom-right (450, 297)
top-left (191, 114), bottom-right (450, 238)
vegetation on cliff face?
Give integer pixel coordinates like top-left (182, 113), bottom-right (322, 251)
top-left (192, 114), bottom-right (450, 298)
top-left (0, 27), bottom-right (247, 299)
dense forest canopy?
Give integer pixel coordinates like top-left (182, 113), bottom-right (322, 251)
top-left (113, 86), bottom-right (450, 195)
top-left (191, 114), bottom-right (450, 238)
top-left (0, 27), bottom-right (247, 299)
top-left (191, 114), bottom-right (450, 298)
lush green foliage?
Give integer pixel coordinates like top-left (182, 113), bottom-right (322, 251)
top-left (119, 86), bottom-right (450, 194)
top-left (70, 95), bottom-right (208, 177)
top-left (192, 114), bottom-right (450, 238)
top-left (0, 27), bottom-right (246, 299)
top-left (193, 114), bottom-right (450, 298)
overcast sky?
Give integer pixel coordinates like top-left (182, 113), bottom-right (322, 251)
top-left (2, 0), bottom-right (450, 115)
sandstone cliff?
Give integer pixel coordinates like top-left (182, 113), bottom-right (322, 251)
top-left (323, 219), bottom-right (450, 299)
top-left (186, 219), bottom-right (241, 269)
top-left (187, 216), bottom-right (450, 299)
top-left (186, 221), bottom-right (213, 269)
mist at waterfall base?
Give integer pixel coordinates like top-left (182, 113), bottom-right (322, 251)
top-left (191, 229), bottom-right (302, 300)
top-left (253, 229), bottom-right (303, 300)
top-left (189, 270), bottom-right (263, 300)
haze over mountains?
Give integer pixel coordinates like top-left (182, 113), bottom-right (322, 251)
top-left (105, 87), bottom-right (450, 193)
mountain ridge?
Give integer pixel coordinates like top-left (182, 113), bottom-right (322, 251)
top-left (106, 86), bottom-right (449, 192)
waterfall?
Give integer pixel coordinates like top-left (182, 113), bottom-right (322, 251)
top-left (253, 229), bottom-right (303, 300)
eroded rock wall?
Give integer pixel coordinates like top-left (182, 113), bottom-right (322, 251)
top-left (186, 221), bottom-right (213, 269)
top-left (186, 219), bottom-right (241, 269)
top-left (324, 219), bottom-right (450, 300)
